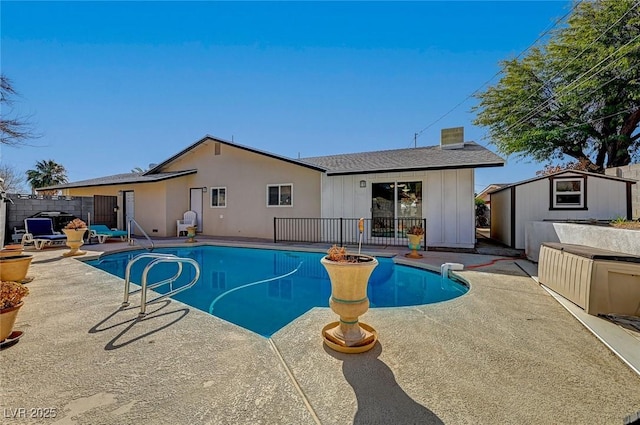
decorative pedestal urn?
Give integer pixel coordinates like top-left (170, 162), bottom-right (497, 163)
top-left (62, 228), bottom-right (88, 257)
top-left (0, 302), bottom-right (24, 342)
top-left (321, 254), bottom-right (379, 353)
top-left (185, 226), bottom-right (197, 243)
top-left (405, 234), bottom-right (424, 259)
top-left (0, 255), bottom-right (33, 282)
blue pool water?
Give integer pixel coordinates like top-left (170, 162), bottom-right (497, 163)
top-left (86, 246), bottom-right (468, 337)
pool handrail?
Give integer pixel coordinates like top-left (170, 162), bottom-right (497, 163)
top-left (122, 252), bottom-right (200, 316)
top-left (127, 218), bottom-right (154, 251)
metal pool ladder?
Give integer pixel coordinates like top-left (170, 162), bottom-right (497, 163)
top-left (122, 253), bottom-right (201, 316)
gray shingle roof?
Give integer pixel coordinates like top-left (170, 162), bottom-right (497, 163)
top-left (300, 142), bottom-right (504, 175)
top-left (42, 170), bottom-right (197, 190)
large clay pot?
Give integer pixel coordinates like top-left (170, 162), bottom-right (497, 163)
top-left (0, 245), bottom-right (23, 258)
top-left (405, 234), bottom-right (424, 259)
top-left (0, 255), bottom-right (33, 282)
top-left (62, 228), bottom-right (88, 257)
top-left (321, 254), bottom-right (378, 353)
top-left (186, 226), bottom-right (197, 243)
top-left (0, 302), bottom-right (24, 342)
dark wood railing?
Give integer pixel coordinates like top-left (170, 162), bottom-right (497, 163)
top-left (274, 217), bottom-right (426, 250)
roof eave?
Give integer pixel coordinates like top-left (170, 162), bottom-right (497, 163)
top-left (41, 170), bottom-right (198, 191)
top-left (325, 161), bottom-right (505, 176)
top-left (146, 135), bottom-right (326, 174)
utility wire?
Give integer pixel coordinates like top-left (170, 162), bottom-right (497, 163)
top-left (506, 61), bottom-right (640, 136)
top-left (407, 0), bottom-right (582, 148)
top-left (499, 31), bottom-right (640, 135)
top-left (500, 0), bottom-right (640, 128)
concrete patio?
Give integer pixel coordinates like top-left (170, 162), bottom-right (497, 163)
top-left (1, 238), bottom-right (639, 424)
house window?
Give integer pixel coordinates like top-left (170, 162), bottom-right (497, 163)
top-left (210, 187), bottom-right (226, 208)
top-left (267, 184), bottom-right (292, 207)
top-left (551, 178), bottom-right (585, 209)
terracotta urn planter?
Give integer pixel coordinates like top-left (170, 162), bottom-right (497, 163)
top-left (186, 226), bottom-right (197, 243)
top-left (0, 301), bottom-right (24, 342)
top-left (0, 280), bottom-right (29, 345)
top-left (0, 244), bottom-right (23, 258)
top-left (62, 228), bottom-right (88, 257)
top-left (0, 255), bottom-right (33, 282)
top-left (405, 233), bottom-right (424, 259)
top-left (320, 246), bottom-right (379, 353)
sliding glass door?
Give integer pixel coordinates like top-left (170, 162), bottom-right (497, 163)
top-left (371, 181), bottom-right (422, 238)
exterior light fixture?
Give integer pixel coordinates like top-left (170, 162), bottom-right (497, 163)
top-left (360, 180), bottom-right (366, 188)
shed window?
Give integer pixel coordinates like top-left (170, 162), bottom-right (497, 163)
top-left (210, 187), bottom-right (226, 208)
top-left (552, 178), bottom-right (584, 208)
top-left (267, 184), bottom-right (292, 207)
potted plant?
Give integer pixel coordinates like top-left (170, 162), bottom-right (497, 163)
top-left (320, 245), bottom-right (379, 353)
top-left (0, 254), bottom-right (33, 283)
top-left (185, 226), bottom-right (197, 243)
top-left (0, 280), bottom-right (29, 343)
top-left (405, 225), bottom-right (425, 259)
top-left (62, 218), bottom-right (88, 257)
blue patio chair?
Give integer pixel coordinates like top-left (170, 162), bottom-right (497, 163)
top-left (23, 218), bottom-right (67, 250)
top-left (89, 224), bottom-right (128, 244)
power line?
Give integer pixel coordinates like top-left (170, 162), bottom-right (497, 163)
top-left (500, 0), bottom-right (640, 127)
top-left (407, 0), bottom-right (582, 148)
top-left (499, 31), bottom-right (640, 136)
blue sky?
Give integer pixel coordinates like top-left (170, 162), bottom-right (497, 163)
top-left (1, 1), bottom-right (573, 193)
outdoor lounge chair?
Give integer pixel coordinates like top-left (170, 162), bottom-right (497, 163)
top-left (177, 211), bottom-right (197, 236)
top-left (89, 224), bottom-right (128, 244)
top-left (22, 218), bottom-right (67, 250)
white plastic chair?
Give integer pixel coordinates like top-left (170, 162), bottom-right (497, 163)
top-left (176, 211), bottom-right (197, 236)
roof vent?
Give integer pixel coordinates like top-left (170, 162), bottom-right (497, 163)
top-left (441, 127), bottom-right (464, 150)
top-left (148, 163), bottom-right (158, 169)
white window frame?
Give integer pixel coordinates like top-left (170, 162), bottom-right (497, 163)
top-left (552, 178), bottom-right (584, 208)
top-left (266, 183), bottom-right (293, 207)
top-left (210, 186), bottom-right (227, 208)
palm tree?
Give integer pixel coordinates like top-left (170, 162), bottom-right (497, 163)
top-left (26, 159), bottom-right (68, 194)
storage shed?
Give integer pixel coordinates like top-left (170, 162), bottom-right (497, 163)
top-left (490, 170), bottom-right (636, 250)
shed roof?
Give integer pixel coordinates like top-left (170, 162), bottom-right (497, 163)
top-left (490, 169), bottom-right (637, 195)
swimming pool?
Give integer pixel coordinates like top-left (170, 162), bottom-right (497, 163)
top-left (86, 245), bottom-right (468, 337)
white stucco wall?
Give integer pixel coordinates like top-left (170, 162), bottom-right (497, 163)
top-left (525, 221), bottom-right (640, 262)
top-left (321, 168), bottom-right (475, 249)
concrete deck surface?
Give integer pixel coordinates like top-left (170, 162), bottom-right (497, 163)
top-left (1, 238), bottom-right (639, 425)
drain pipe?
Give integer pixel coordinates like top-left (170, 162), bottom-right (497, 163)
top-left (441, 262), bottom-right (464, 278)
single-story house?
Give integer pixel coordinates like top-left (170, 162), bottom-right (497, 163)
top-left (490, 170), bottom-right (637, 250)
top-left (47, 135), bottom-right (505, 249)
top-left (476, 184), bottom-right (506, 206)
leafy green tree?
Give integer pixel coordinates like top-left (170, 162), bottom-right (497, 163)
top-left (473, 0), bottom-right (640, 173)
top-left (1, 74), bottom-right (39, 146)
top-left (26, 160), bottom-right (68, 194)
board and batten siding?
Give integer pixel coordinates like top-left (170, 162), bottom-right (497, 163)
top-left (321, 168), bottom-right (475, 249)
top-left (492, 172), bottom-right (630, 249)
